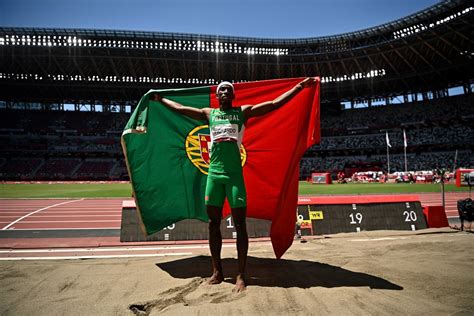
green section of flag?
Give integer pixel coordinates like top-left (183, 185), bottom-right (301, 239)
top-left (122, 87), bottom-right (211, 235)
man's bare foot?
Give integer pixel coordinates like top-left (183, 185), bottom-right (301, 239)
top-left (208, 270), bottom-right (224, 285)
top-left (233, 274), bottom-right (246, 293)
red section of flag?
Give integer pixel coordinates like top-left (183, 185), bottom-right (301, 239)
top-left (198, 134), bottom-right (211, 164)
top-left (210, 78), bottom-right (320, 258)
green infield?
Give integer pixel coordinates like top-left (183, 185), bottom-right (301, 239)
top-left (299, 182), bottom-right (469, 195)
top-left (0, 181), bottom-right (469, 198)
top-left (0, 183), bottom-right (133, 198)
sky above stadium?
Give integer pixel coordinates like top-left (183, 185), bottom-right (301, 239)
top-left (1, 0), bottom-right (440, 38)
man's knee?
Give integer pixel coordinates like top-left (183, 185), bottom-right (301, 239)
top-left (207, 205), bottom-right (222, 230)
top-left (231, 207), bottom-right (247, 231)
top-left (233, 217), bottom-right (247, 232)
top-left (208, 217), bottom-right (221, 231)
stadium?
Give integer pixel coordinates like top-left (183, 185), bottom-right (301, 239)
top-left (0, 0), bottom-right (472, 183)
top-left (0, 0), bottom-right (473, 314)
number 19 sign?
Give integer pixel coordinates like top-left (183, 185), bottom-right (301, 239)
top-left (297, 196), bottom-right (427, 235)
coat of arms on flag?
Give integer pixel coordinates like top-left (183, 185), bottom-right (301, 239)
top-left (185, 125), bottom-right (246, 175)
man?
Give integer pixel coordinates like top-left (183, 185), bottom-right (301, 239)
top-left (152, 77), bottom-right (315, 292)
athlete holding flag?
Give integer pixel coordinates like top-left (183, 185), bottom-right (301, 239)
top-left (152, 77), bottom-right (316, 292)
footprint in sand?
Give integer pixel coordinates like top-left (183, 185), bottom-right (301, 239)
top-left (129, 278), bottom-right (245, 315)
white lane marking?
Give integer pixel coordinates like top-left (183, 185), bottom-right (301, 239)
top-left (2, 199), bottom-right (83, 230)
top-left (0, 227), bottom-right (118, 230)
top-left (0, 210), bottom-right (122, 216)
top-left (40, 210), bottom-right (120, 212)
top-left (0, 244), bottom-right (235, 254)
top-left (10, 220), bottom-right (121, 223)
top-left (0, 253), bottom-right (193, 261)
top-left (0, 215), bottom-right (121, 218)
top-left (0, 207), bottom-right (119, 210)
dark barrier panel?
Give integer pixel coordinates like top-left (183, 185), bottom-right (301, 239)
top-left (297, 201), bottom-right (427, 236)
top-left (120, 204), bottom-right (271, 242)
top-left (121, 195), bottom-right (427, 242)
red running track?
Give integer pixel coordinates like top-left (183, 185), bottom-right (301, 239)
top-left (0, 193), bottom-right (470, 231)
top-left (0, 198), bottom-right (125, 231)
top-left (0, 193), bottom-right (470, 255)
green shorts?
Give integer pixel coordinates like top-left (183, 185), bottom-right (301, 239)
top-left (205, 171), bottom-right (247, 208)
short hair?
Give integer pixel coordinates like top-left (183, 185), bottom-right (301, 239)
top-left (216, 81), bottom-right (234, 93)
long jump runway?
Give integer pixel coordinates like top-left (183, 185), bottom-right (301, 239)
top-left (0, 192), bottom-right (470, 260)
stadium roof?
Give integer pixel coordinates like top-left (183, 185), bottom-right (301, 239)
top-left (0, 0), bottom-right (472, 108)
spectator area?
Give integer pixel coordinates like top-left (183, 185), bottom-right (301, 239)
top-left (0, 94), bottom-right (472, 181)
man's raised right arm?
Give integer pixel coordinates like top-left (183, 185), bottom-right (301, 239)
top-left (151, 94), bottom-right (210, 121)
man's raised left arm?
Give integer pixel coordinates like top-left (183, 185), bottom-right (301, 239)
top-left (242, 77), bottom-right (316, 119)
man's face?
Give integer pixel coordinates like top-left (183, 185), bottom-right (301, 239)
top-left (216, 84), bottom-right (235, 102)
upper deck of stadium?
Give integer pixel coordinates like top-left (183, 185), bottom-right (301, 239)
top-left (0, 0), bottom-right (472, 108)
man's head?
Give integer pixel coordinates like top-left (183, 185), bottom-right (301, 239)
top-left (216, 81), bottom-right (234, 94)
top-left (216, 81), bottom-right (235, 109)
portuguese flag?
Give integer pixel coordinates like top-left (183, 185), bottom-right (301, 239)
top-left (122, 77), bottom-right (320, 258)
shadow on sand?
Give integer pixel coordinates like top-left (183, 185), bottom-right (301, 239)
top-left (157, 255), bottom-right (403, 290)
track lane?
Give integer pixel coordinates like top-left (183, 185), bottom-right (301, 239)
top-left (0, 192), bottom-right (471, 258)
top-left (0, 193), bottom-right (470, 231)
top-left (0, 198), bottom-right (125, 230)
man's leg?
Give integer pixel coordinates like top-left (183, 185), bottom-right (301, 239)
top-left (231, 207), bottom-right (248, 292)
top-left (207, 205), bottom-right (224, 284)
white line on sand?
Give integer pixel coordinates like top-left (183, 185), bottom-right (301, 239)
top-left (0, 244), bottom-right (235, 254)
top-left (0, 253), bottom-right (193, 261)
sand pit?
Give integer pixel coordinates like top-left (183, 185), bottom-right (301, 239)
top-left (1, 228), bottom-right (473, 315)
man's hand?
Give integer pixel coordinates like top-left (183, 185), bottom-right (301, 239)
top-left (151, 93), bottom-right (163, 102)
top-left (297, 77), bottom-right (317, 90)
top-left (242, 77), bottom-right (317, 120)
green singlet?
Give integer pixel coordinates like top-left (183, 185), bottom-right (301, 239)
top-left (205, 107), bottom-right (247, 208)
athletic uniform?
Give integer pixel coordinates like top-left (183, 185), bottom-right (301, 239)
top-left (205, 107), bottom-right (247, 208)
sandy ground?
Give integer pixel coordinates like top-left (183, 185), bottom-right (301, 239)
top-left (0, 228), bottom-right (473, 315)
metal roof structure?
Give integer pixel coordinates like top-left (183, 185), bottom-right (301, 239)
top-left (0, 0), bottom-right (472, 110)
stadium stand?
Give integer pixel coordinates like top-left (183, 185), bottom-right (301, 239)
top-left (0, 93), bottom-right (471, 181)
top-left (0, 0), bottom-right (472, 181)
top-left (35, 158), bottom-right (81, 180)
top-left (0, 158), bottom-right (43, 180)
top-left (74, 159), bottom-right (115, 180)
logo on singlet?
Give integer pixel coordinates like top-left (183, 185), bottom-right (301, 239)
top-left (185, 125), bottom-right (246, 175)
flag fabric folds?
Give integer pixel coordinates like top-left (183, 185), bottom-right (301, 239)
top-left (122, 77), bottom-right (320, 258)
